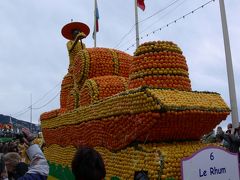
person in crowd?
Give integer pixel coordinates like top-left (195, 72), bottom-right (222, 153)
top-left (7, 142), bottom-right (18, 153)
top-left (2, 143), bottom-right (9, 154)
top-left (0, 143), bottom-right (3, 153)
top-left (201, 130), bottom-right (216, 143)
top-left (3, 152), bottom-right (28, 180)
top-left (71, 147), bottom-right (106, 180)
top-left (216, 125), bottom-right (240, 154)
top-left (18, 138), bottom-right (29, 164)
top-left (134, 171), bottom-right (150, 180)
top-left (0, 128), bottom-right (49, 180)
top-left (33, 132), bottom-right (45, 150)
top-left (226, 123), bottom-right (232, 134)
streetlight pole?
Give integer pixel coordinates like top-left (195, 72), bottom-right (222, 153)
top-left (219, 0), bottom-right (239, 129)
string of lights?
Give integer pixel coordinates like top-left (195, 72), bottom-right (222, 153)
top-left (139, 0), bottom-right (188, 35)
top-left (138, 0), bottom-right (182, 24)
top-left (124, 0), bottom-right (215, 52)
top-left (114, 0), bottom-right (182, 49)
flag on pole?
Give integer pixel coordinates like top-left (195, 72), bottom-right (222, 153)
top-left (93, 0), bottom-right (100, 40)
top-left (137, 0), bottom-right (145, 11)
top-left (95, 0), bottom-right (99, 32)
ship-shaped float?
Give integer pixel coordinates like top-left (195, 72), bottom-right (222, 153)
top-left (41, 22), bottom-right (230, 180)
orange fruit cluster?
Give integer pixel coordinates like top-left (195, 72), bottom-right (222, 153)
top-left (41, 87), bottom-right (229, 149)
top-left (58, 48), bottom-right (132, 113)
top-left (137, 110), bottom-right (229, 142)
top-left (40, 109), bottom-right (59, 121)
top-left (129, 41), bottom-right (191, 91)
top-left (44, 142), bottom-right (216, 180)
top-left (40, 40), bottom-right (231, 179)
top-left (60, 73), bottom-right (74, 110)
top-left (79, 76), bottom-right (128, 106)
top-left (42, 109), bottom-right (228, 151)
top-left (42, 112), bottom-right (160, 151)
top-left (72, 48), bottom-right (132, 87)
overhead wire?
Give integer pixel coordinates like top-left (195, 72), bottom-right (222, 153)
top-left (114, 0), bottom-right (182, 49)
top-left (124, 0), bottom-right (215, 52)
top-left (139, 0), bottom-right (188, 34)
top-left (32, 92), bottom-right (60, 110)
top-left (13, 108), bottom-right (30, 118)
top-left (138, 0), bottom-right (182, 24)
top-left (32, 81), bottom-right (61, 106)
top-left (11, 81), bottom-right (61, 117)
top-left (11, 106), bottom-right (31, 117)
top-left (114, 25), bottom-right (135, 49)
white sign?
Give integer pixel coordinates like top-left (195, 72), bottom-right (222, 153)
top-left (181, 146), bottom-right (240, 180)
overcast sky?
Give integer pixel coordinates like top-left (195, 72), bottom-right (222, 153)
top-left (0, 0), bottom-right (239, 130)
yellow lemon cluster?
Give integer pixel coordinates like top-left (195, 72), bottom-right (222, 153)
top-left (134, 41), bottom-right (182, 56)
top-left (41, 87), bottom-right (229, 129)
top-left (44, 142), bottom-right (217, 180)
top-left (41, 89), bottom-right (159, 129)
top-left (147, 89), bottom-right (230, 112)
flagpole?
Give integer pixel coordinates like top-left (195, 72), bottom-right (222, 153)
top-left (219, 0), bottom-right (239, 129)
top-left (134, 0), bottom-right (140, 48)
top-left (94, 0), bottom-right (97, 47)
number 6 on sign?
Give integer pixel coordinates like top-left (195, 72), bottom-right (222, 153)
top-left (181, 146), bottom-right (240, 180)
top-left (210, 152), bottom-right (214, 160)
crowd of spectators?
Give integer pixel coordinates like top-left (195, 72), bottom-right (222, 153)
top-left (202, 123), bottom-right (240, 159)
top-left (216, 123), bottom-right (240, 155)
top-left (0, 130), bottom-right (109, 180)
top-left (0, 129), bottom-right (48, 180)
top-left (0, 141), bottom-right (20, 155)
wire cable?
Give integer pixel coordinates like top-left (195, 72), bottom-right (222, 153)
top-left (32, 81), bottom-right (61, 106)
top-left (138, 0), bottom-right (182, 24)
top-left (32, 92), bottom-right (60, 110)
top-left (139, 0), bottom-right (188, 34)
top-left (114, 0), bottom-right (182, 49)
top-left (11, 81), bottom-right (61, 116)
top-left (13, 108), bottom-right (30, 118)
top-left (124, 0), bottom-right (215, 51)
top-left (114, 25), bottom-right (136, 49)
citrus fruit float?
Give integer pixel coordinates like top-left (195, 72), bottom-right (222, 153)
top-left (41, 22), bottom-right (230, 180)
